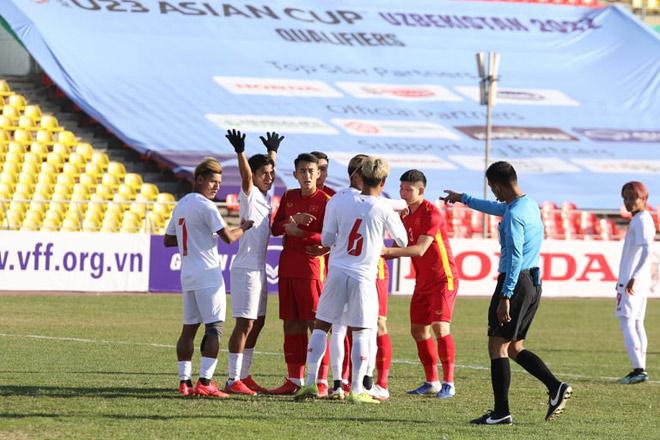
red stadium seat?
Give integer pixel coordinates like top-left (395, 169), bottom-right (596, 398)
top-left (225, 193), bottom-right (239, 211)
top-left (579, 211), bottom-right (599, 237)
top-left (599, 219), bottom-right (621, 241)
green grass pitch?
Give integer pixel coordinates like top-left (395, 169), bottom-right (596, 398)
top-left (0, 294), bottom-right (658, 439)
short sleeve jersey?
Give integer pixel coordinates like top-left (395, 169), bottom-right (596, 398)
top-left (322, 191), bottom-right (407, 283)
top-left (272, 188), bottom-right (330, 280)
top-left (618, 210), bottom-right (656, 292)
top-left (232, 187), bottom-right (271, 270)
top-left (402, 199), bottom-right (458, 293)
top-left (165, 193), bottom-right (226, 291)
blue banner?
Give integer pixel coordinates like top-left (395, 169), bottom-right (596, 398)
top-left (2, 0), bottom-right (659, 208)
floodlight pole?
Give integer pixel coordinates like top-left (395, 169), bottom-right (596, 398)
top-left (476, 52), bottom-right (499, 238)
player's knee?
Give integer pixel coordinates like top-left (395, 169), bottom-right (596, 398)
top-left (205, 321), bottom-right (224, 338)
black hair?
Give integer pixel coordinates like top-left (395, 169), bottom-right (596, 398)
top-left (486, 161), bottom-right (517, 188)
top-left (310, 151), bottom-right (328, 162)
top-left (248, 154), bottom-right (274, 173)
top-left (399, 169), bottom-right (427, 187)
top-left (294, 153), bottom-right (319, 169)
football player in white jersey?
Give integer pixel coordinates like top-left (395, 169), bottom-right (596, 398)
top-left (223, 129), bottom-right (283, 395)
top-left (164, 157), bottom-right (253, 398)
top-left (616, 181), bottom-right (655, 384)
top-left (294, 156), bottom-right (408, 403)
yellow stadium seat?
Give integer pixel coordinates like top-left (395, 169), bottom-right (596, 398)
top-left (21, 218), bottom-right (42, 231)
top-left (140, 183), bottom-right (159, 200)
top-left (18, 115), bottom-right (39, 131)
top-left (3, 161), bottom-right (20, 175)
top-left (8, 94), bottom-right (27, 110)
top-left (101, 218), bottom-right (120, 233)
top-left (70, 193), bottom-right (90, 214)
top-left (0, 116), bottom-right (14, 131)
top-left (117, 183), bottom-right (136, 200)
top-left (40, 161), bottom-right (58, 175)
top-left (89, 192), bottom-right (108, 206)
top-left (18, 171), bottom-right (36, 185)
top-left (37, 172), bottom-right (56, 186)
top-left (10, 200), bottom-right (29, 215)
top-left (84, 208), bottom-right (103, 223)
top-left (13, 129), bottom-right (33, 145)
top-left (15, 184), bottom-right (33, 199)
top-left (0, 180), bottom-right (12, 194)
top-left (40, 115), bottom-right (63, 132)
top-left (5, 152), bottom-right (24, 165)
top-left (64, 208), bottom-right (82, 222)
top-left (57, 130), bottom-right (76, 146)
top-left (82, 218), bottom-right (100, 232)
top-left (123, 210), bottom-right (141, 225)
top-left (101, 173), bottom-right (120, 190)
top-left (2, 104), bottom-right (20, 120)
top-left (46, 152), bottom-right (64, 171)
top-left (72, 183), bottom-right (90, 196)
top-left (52, 142), bottom-right (71, 158)
top-left (86, 200), bottom-right (106, 217)
top-left (30, 142), bottom-right (49, 158)
top-left (0, 79), bottom-right (12, 96)
top-left (34, 181), bottom-right (53, 196)
top-left (25, 209), bottom-right (44, 223)
top-left (145, 210), bottom-right (165, 228)
top-left (68, 152), bottom-right (86, 167)
top-left (4, 210), bottom-right (24, 230)
top-left (110, 193), bottom-right (130, 211)
top-left (0, 128), bottom-right (10, 144)
top-left (8, 141), bottom-right (26, 155)
top-left (153, 202), bottom-right (171, 218)
top-left (79, 172), bottom-right (98, 188)
top-left (94, 183), bottom-right (113, 199)
top-left (0, 171), bottom-right (17, 188)
top-left (61, 218), bottom-right (80, 232)
top-left (36, 130), bottom-right (56, 146)
top-left (30, 199), bottom-right (49, 214)
top-left (157, 192), bottom-right (175, 203)
top-left (56, 173), bottom-right (76, 187)
top-left (84, 162), bottom-right (104, 179)
top-left (91, 151), bottom-right (109, 169)
top-left (123, 173), bottom-right (142, 191)
top-left (104, 209), bottom-right (122, 224)
top-left (22, 153), bottom-right (41, 166)
top-left (23, 105), bottom-right (42, 122)
top-left (129, 201), bottom-right (147, 220)
top-left (107, 161), bottom-right (127, 179)
top-left (45, 210), bottom-right (63, 223)
top-left (75, 143), bottom-right (94, 161)
top-left (53, 183), bottom-right (72, 197)
top-left (41, 218), bottom-right (61, 232)
top-left (48, 198), bottom-right (68, 214)
top-left (0, 139), bottom-right (7, 154)
top-left (62, 162), bottom-right (82, 178)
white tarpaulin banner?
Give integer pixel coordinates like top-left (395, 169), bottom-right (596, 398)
top-left (0, 231), bottom-right (150, 292)
top-left (393, 238), bottom-right (659, 298)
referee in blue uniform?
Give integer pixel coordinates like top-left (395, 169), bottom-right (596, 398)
top-left (444, 161), bottom-right (571, 425)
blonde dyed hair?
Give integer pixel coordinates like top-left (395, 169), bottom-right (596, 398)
top-left (194, 157), bottom-right (223, 180)
top-left (347, 154), bottom-right (368, 177)
top-left (361, 156), bottom-right (390, 187)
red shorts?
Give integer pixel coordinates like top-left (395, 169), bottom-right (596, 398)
top-left (278, 277), bottom-right (323, 321)
top-left (410, 279), bottom-right (458, 325)
top-left (376, 275), bottom-right (389, 319)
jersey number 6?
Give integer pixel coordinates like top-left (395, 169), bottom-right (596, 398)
top-left (347, 219), bottom-right (363, 257)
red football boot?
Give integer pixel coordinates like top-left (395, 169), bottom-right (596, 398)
top-left (243, 375), bottom-right (268, 393)
top-left (194, 380), bottom-right (229, 398)
top-left (179, 382), bottom-right (194, 396)
top-left (267, 378), bottom-right (301, 395)
top-left (225, 380), bottom-right (257, 396)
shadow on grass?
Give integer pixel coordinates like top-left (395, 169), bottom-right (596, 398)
top-left (0, 385), bottom-right (178, 399)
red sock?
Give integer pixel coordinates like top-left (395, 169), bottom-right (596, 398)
top-left (376, 333), bottom-right (392, 388)
top-left (437, 334), bottom-right (455, 383)
top-left (342, 333), bottom-right (352, 382)
top-left (317, 336), bottom-right (330, 381)
top-left (284, 334), bottom-right (301, 379)
top-left (416, 337), bottom-right (439, 383)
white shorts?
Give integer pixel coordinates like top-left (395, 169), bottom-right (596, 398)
top-left (615, 286), bottom-right (648, 319)
top-left (182, 284), bottom-right (226, 325)
top-left (316, 269), bottom-right (378, 329)
top-left (230, 267), bottom-right (268, 320)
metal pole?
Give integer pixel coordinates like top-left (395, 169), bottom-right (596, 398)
top-left (482, 78), bottom-right (494, 238)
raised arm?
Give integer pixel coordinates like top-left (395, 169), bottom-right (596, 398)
top-left (444, 190), bottom-right (506, 216)
top-left (226, 129), bottom-right (252, 195)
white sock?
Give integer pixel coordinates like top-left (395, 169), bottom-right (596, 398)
top-left (305, 329), bottom-right (328, 387)
top-left (227, 352), bottom-right (242, 384)
top-left (620, 317), bottom-right (644, 369)
top-left (350, 329), bottom-right (370, 395)
top-left (330, 324), bottom-right (347, 382)
top-left (199, 356), bottom-right (218, 380)
top-left (635, 319), bottom-right (648, 369)
top-left (240, 348), bottom-right (255, 380)
top-left (367, 328), bottom-right (377, 377)
top-left (178, 361), bottom-right (192, 381)
top-left (289, 377), bottom-right (302, 386)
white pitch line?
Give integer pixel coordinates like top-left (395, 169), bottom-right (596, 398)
top-left (1, 332), bottom-right (658, 384)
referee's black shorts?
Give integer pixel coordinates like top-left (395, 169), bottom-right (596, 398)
top-left (487, 270), bottom-right (541, 341)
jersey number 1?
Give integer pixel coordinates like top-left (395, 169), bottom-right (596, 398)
top-left (347, 219), bottom-right (363, 256)
top-left (178, 218), bottom-right (188, 256)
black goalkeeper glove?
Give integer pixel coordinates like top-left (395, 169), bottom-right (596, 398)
top-left (260, 131), bottom-right (284, 153)
top-left (226, 129), bottom-right (246, 154)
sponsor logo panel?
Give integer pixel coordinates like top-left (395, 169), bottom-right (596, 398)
top-left (331, 118), bottom-right (460, 139)
top-left (449, 155), bottom-right (581, 173)
top-left (205, 114), bottom-right (338, 135)
top-left (571, 159), bottom-right (660, 174)
top-left (573, 128), bottom-right (660, 143)
top-left (329, 152), bottom-right (457, 170)
top-left (213, 76), bottom-right (342, 98)
top-left (335, 81), bottom-right (463, 102)
top-left (455, 86), bottom-right (579, 106)
top-left (455, 125), bottom-right (579, 141)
